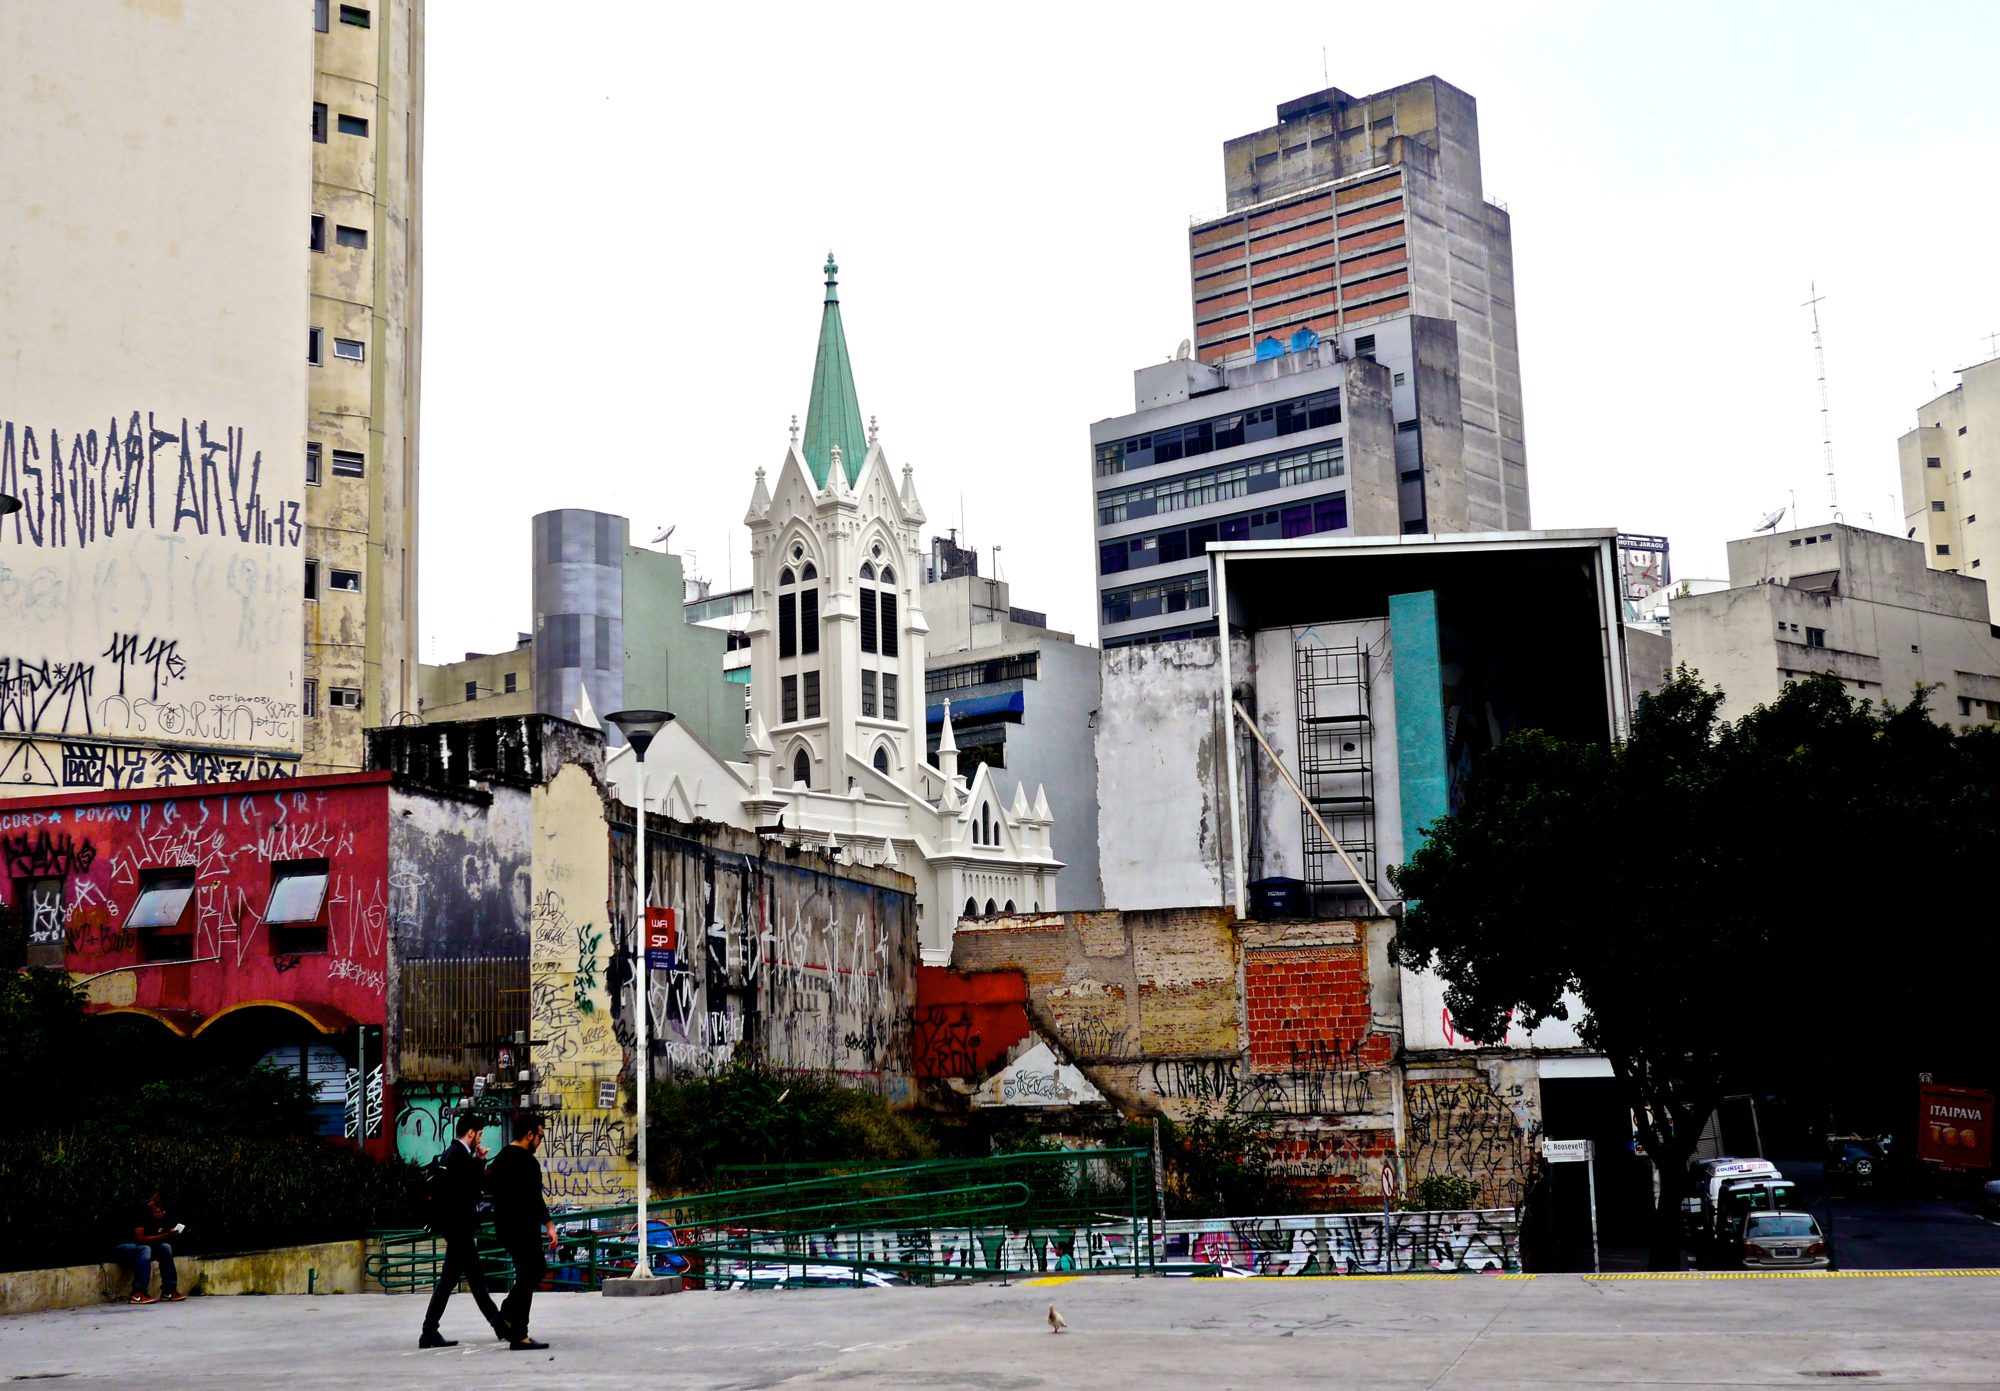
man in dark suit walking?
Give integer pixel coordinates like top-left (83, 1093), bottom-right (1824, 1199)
top-left (418, 1113), bottom-right (508, 1349)
top-left (489, 1113), bottom-right (559, 1350)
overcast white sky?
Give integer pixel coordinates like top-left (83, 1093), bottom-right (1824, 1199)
top-left (418, 0), bottom-right (2000, 658)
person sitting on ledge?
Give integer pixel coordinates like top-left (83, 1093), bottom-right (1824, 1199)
top-left (115, 1191), bottom-right (185, 1304)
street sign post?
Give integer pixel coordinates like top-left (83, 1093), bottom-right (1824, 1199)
top-left (1379, 1161), bottom-right (1398, 1273)
top-left (1543, 1137), bottom-right (1599, 1272)
top-left (646, 907), bottom-right (676, 971)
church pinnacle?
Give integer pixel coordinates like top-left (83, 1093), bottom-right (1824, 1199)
top-left (801, 252), bottom-right (869, 490)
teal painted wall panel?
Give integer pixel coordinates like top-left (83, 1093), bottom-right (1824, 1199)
top-left (1389, 590), bottom-right (1448, 861)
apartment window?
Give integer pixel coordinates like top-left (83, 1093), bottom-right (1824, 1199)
top-left (332, 337), bottom-right (365, 362)
top-left (803, 670), bottom-right (821, 720)
top-left (1968, 515), bottom-right (1978, 524)
top-left (503, 672), bottom-right (517, 694)
top-left (1393, 372), bottom-right (1407, 387)
top-left (1937, 544), bottom-right (1952, 556)
top-left (306, 441), bottom-right (322, 485)
top-left (1974, 559), bottom-right (1984, 569)
top-left (1354, 334), bottom-right (1377, 360)
top-left (1961, 426), bottom-right (1970, 436)
top-left (1927, 457), bottom-right (1942, 469)
top-left (782, 674), bottom-right (798, 724)
top-left (335, 224), bottom-right (368, 250)
top-left (862, 670), bottom-right (878, 718)
top-left (331, 448), bottom-right (365, 478)
top-left (338, 3), bottom-right (370, 25)
top-left (1805, 627), bottom-right (1826, 648)
top-left (1933, 500), bottom-right (1948, 512)
top-left (1397, 419), bottom-right (1419, 433)
top-left (882, 673), bottom-right (898, 720)
top-left (131, 869), bottom-right (197, 961)
top-left (465, 681), bottom-right (479, 702)
top-left (337, 113), bottom-right (369, 138)
top-left (266, 861), bottom-right (331, 955)
top-left (303, 680), bottom-right (318, 717)
top-left (329, 686), bottom-right (361, 709)
top-left (310, 214), bottom-right (326, 252)
top-left (304, 561), bottom-right (319, 600)
top-left (312, 102), bottom-right (328, 143)
top-left (314, 0), bottom-right (329, 32)
top-left (308, 327), bottom-right (324, 364)
top-left (329, 568), bottom-right (361, 592)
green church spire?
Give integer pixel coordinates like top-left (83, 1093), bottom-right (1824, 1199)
top-left (801, 251), bottom-right (868, 489)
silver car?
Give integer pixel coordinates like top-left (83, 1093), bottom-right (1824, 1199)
top-left (1737, 1211), bottom-right (1831, 1270)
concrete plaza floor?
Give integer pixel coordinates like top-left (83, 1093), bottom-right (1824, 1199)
top-left (4, 1270), bottom-right (1999, 1389)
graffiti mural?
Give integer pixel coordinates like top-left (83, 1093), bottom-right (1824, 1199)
top-left (1161, 1210), bottom-right (1521, 1275)
top-left (1404, 1076), bottom-right (1541, 1210)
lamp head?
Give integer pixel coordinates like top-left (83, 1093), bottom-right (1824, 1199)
top-left (605, 708), bottom-right (674, 761)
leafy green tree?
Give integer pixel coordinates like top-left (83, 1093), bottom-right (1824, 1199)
top-left (1390, 670), bottom-right (2000, 1269)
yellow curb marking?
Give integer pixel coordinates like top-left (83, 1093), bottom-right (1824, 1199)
top-left (1585, 1268), bottom-right (2000, 1282)
top-left (1023, 1276), bottom-right (1079, 1287)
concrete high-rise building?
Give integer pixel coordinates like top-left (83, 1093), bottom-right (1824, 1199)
top-left (0, 2), bottom-right (421, 797)
top-left (1900, 355), bottom-right (2000, 615)
top-left (529, 510), bottom-right (740, 758)
top-left (302, 0), bottom-right (424, 773)
top-left (1671, 523), bottom-right (2000, 727)
top-left (1090, 76), bottom-right (1529, 647)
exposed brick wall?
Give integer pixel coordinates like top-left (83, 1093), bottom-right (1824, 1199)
top-left (1244, 945), bottom-right (1394, 1075)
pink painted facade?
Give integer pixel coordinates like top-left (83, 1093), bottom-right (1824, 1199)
top-left (1, 773), bottom-right (395, 1157)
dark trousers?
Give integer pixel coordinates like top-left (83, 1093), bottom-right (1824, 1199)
top-left (422, 1228), bottom-right (501, 1334)
top-left (114, 1240), bottom-right (175, 1296)
top-left (499, 1231), bottom-right (546, 1339)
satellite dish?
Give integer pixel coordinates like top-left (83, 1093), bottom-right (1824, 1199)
top-left (1754, 507), bottom-right (1786, 533)
top-left (1174, 339), bottom-right (1192, 361)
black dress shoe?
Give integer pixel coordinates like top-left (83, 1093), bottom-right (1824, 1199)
top-left (509, 1338), bottom-right (549, 1351)
top-left (417, 1331), bottom-right (458, 1349)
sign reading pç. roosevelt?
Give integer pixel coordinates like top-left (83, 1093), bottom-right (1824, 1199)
top-left (1916, 1083), bottom-right (1994, 1170)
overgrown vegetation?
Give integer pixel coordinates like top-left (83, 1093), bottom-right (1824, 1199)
top-left (1402, 1173), bottom-right (1481, 1212)
top-left (1390, 670), bottom-right (2000, 1267)
top-left (0, 926), bottom-right (426, 1271)
top-left (646, 1060), bottom-right (937, 1192)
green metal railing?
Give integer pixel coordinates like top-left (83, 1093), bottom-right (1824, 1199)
top-left (368, 1147), bottom-right (1156, 1293)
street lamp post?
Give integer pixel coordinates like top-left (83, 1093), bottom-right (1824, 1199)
top-left (601, 708), bottom-right (674, 1298)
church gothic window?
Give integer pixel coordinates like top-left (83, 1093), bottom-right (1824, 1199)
top-left (792, 748), bottom-right (810, 787)
top-left (873, 745), bottom-right (890, 774)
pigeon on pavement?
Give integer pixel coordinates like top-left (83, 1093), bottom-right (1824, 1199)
top-left (1048, 1304), bottom-right (1067, 1334)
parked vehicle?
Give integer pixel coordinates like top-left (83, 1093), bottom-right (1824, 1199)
top-left (1826, 1136), bottom-right (1889, 1194)
top-left (1683, 1157), bottom-right (1753, 1236)
top-left (1736, 1211), bottom-right (1832, 1270)
top-left (1709, 1179), bottom-right (1801, 1248)
top-left (722, 1264), bottom-right (908, 1290)
top-left (1980, 1179), bottom-right (2000, 1223)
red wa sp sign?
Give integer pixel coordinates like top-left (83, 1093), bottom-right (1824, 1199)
top-left (1917, 1084), bottom-right (1995, 1170)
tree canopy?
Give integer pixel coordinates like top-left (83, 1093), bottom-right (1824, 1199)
top-left (1389, 670), bottom-right (2000, 1265)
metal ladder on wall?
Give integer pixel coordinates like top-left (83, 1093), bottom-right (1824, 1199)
top-left (1294, 638), bottom-right (1376, 916)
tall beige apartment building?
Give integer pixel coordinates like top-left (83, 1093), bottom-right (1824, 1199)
top-left (305, 0), bottom-right (424, 772)
top-left (1900, 355), bottom-right (2000, 618)
top-left (0, 1), bottom-right (419, 795)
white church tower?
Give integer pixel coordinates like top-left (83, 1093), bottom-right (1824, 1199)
top-left (617, 255), bottom-right (1060, 958)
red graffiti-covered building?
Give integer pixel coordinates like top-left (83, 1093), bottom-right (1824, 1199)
top-left (3, 773), bottom-right (397, 1158)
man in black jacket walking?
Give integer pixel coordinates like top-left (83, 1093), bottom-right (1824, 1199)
top-left (489, 1114), bottom-right (559, 1350)
top-left (418, 1113), bottom-right (508, 1349)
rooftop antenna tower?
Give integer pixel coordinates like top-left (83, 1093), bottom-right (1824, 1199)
top-left (1804, 282), bottom-right (1839, 520)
